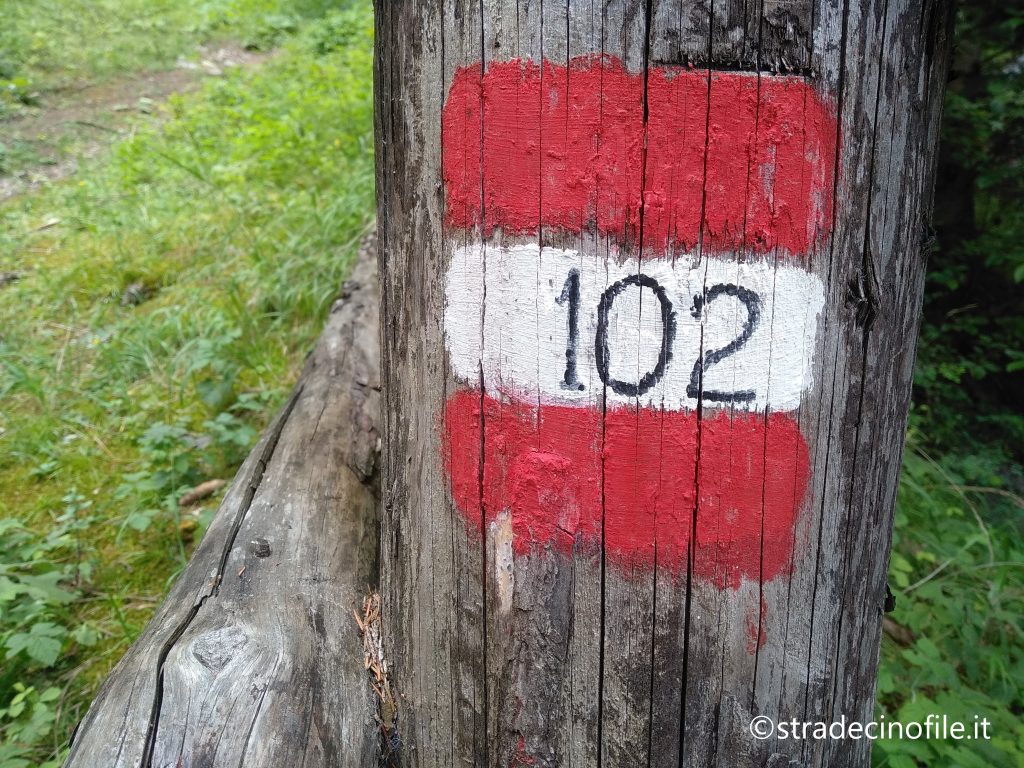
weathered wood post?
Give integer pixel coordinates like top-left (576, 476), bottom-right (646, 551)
top-left (375, 1), bottom-right (952, 766)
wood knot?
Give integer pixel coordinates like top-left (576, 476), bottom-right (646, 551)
top-left (192, 625), bottom-right (248, 671)
top-left (847, 268), bottom-right (880, 331)
top-left (250, 538), bottom-right (272, 558)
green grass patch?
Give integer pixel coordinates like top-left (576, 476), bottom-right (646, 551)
top-left (0, 0), bottom-right (350, 107)
top-left (0, 5), bottom-right (374, 764)
top-left (875, 435), bottom-right (1024, 767)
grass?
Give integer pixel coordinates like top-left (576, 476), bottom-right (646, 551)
top-left (0, 0), bottom-right (352, 178)
top-left (875, 433), bottom-right (1024, 767)
top-left (0, 4), bottom-right (374, 765)
top-left (0, 0), bottom-right (340, 97)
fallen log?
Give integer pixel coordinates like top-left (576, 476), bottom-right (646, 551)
top-left (65, 247), bottom-right (381, 767)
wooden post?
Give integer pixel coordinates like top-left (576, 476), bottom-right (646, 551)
top-left (375, 1), bottom-right (953, 767)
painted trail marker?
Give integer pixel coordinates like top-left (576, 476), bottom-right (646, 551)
top-left (441, 59), bottom-right (833, 584)
top-left (444, 390), bottom-right (810, 585)
top-left (444, 244), bottom-right (825, 414)
top-left (376, 3), bottom-right (952, 765)
top-left (443, 58), bottom-right (837, 256)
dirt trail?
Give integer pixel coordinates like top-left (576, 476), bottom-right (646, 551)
top-left (0, 44), bottom-right (269, 203)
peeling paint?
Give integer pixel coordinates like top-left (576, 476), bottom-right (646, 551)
top-left (490, 511), bottom-right (516, 614)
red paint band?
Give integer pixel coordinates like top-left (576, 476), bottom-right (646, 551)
top-left (443, 390), bottom-right (810, 587)
top-left (443, 57), bottom-right (837, 256)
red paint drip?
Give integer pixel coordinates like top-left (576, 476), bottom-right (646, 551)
top-left (443, 391), bottom-right (810, 588)
top-left (510, 737), bottom-right (536, 767)
top-left (745, 594), bottom-right (770, 653)
top-left (442, 56), bottom-right (836, 256)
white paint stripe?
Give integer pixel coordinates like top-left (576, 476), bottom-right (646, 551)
top-left (445, 242), bottom-right (824, 413)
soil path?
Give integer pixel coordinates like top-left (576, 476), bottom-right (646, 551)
top-left (0, 44), bottom-right (269, 203)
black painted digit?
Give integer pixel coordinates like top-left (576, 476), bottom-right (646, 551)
top-left (596, 274), bottom-right (677, 397)
top-left (687, 283), bottom-right (762, 402)
top-left (555, 268), bottom-right (585, 391)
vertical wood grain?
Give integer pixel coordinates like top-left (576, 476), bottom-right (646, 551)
top-left (375, 1), bottom-right (953, 766)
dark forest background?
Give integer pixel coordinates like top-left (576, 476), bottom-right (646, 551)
top-left (875, 2), bottom-right (1023, 764)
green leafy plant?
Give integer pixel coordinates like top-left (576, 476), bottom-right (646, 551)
top-left (0, 493), bottom-right (97, 766)
top-left (875, 438), bottom-right (1024, 766)
top-left (0, 684), bottom-right (63, 768)
top-left (873, 6), bottom-right (1024, 762)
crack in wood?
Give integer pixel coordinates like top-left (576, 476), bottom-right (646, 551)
top-left (649, 57), bottom-right (816, 76)
top-left (139, 387), bottom-right (303, 768)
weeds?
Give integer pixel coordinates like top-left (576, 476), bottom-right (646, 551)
top-left (0, 4), bottom-right (373, 763)
top-left (0, 0), bottom-right (352, 108)
top-left (877, 433), bottom-right (1024, 767)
